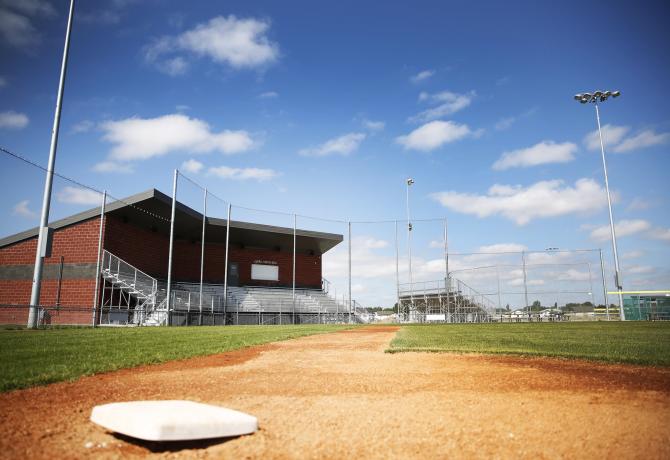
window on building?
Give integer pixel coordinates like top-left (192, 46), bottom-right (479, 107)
top-left (251, 264), bottom-right (279, 281)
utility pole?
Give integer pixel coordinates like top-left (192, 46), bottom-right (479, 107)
top-left (28, 0), bottom-right (76, 328)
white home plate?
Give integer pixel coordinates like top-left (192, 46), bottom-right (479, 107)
top-left (90, 400), bottom-right (258, 441)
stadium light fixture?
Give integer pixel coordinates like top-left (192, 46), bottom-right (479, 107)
top-left (574, 89), bottom-right (625, 320)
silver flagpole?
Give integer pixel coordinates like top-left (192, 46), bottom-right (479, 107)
top-left (28, 0), bottom-right (76, 328)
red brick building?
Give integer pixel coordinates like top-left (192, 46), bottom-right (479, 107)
top-left (0, 189), bottom-right (342, 325)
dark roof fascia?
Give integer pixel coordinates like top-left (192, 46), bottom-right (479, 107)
top-left (207, 217), bottom-right (343, 243)
top-left (0, 188), bottom-right (343, 247)
top-left (0, 189), bottom-right (160, 248)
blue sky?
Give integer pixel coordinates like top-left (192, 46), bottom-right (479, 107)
top-left (1, 0), bottom-right (669, 307)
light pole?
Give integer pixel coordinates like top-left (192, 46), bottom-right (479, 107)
top-left (405, 178), bottom-right (414, 318)
top-left (27, 0), bottom-right (76, 328)
top-left (574, 90), bottom-right (625, 320)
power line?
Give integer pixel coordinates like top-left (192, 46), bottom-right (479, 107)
top-left (0, 146), bottom-right (170, 223)
top-left (3, 144), bottom-right (452, 225)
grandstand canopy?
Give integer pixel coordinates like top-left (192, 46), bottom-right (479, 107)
top-left (0, 188), bottom-right (343, 255)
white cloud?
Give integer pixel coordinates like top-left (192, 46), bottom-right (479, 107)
top-left (144, 15), bottom-right (279, 75)
top-left (71, 120), bottom-right (94, 134)
top-left (76, 0), bottom-right (138, 25)
top-left (613, 129), bottom-right (670, 153)
top-left (176, 104), bottom-right (190, 112)
top-left (299, 132), bottom-right (366, 157)
top-left (556, 269), bottom-right (591, 282)
top-left (622, 250), bottom-right (644, 260)
top-left (431, 178), bottom-right (608, 225)
top-left (181, 159), bottom-right (204, 174)
top-left (494, 108), bottom-right (537, 132)
top-left (477, 243), bottom-right (528, 253)
top-left (0, 110), bottom-right (28, 129)
top-left (362, 119), bottom-right (385, 132)
top-left (648, 227), bottom-right (670, 242)
top-left (0, 0), bottom-right (54, 49)
top-left (492, 140), bottom-right (577, 170)
top-left (409, 90), bottom-right (474, 123)
top-left (396, 120), bottom-right (473, 152)
top-left (208, 165), bottom-right (278, 181)
top-left (156, 56), bottom-right (189, 76)
top-left (584, 124), bottom-right (669, 153)
top-left (100, 114), bottom-right (255, 161)
top-left (12, 199), bottom-right (36, 218)
top-left (258, 91), bottom-right (278, 99)
top-left (625, 265), bottom-right (654, 275)
top-left (589, 219), bottom-right (651, 242)
top-left (583, 124), bottom-right (629, 151)
top-left (627, 197), bottom-right (651, 212)
top-left (494, 117), bottom-right (515, 131)
top-left (92, 161), bottom-right (134, 174)
top-left (3, 0), bottom-right (55, 16)
top-left (410, 69), bottom-right (434, 83)
top-left (56, 186), bottom-right (103, 205)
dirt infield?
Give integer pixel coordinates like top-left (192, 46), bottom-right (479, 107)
top-left (1, 326), bottom-right (669, 459)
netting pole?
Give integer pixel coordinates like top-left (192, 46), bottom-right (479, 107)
top-left (92, 190), bottom-right (106, 327)
top-left (496, 264), bottom-right (502, 316)
top-left (599, 249), bottom-right (610, 321)
top-left (394, 220), bottom-right (400, 323)
top-left (27, 0), bottom-right (75, 329)
top-left (348, 221), bottom-right (352, 324)
top-left (223, 204), bottom-right (231, 325)
top-left (443, 219), bottom-right (450, 323)
top-left (199, 188), bottom-right (207, 326)
top-left (166, 169), bottom-right (178, 326)
top-left (521, 250), bottom-right (529, 319)
top-left (292, 213), bottom-right (297, 325)
top-left (588, 262), bottom-right (595, 307)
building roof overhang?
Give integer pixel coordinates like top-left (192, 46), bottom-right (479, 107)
top-left (0, 189), bottom-right (343, 254)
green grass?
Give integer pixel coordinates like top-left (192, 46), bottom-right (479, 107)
top-left (388, 322), bottom-right (670, 366)
top-left (0, 324), bottom-right (352, 392)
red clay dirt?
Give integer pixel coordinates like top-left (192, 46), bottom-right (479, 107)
top-left (1, 326), bottom-right (669, 459)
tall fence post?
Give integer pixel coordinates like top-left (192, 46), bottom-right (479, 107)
top-left (443, 218), bottom-right (449, 322)
top-left (521, 250), bottom-right (529, 318)
top-left (92, 190), bottom-right (106, 327)
top-left (394, 220), bottom-right (400, 323)
top-left (292, 213), bottom-right (297, 325)
top-left (166, 169), bottom-right (178, 326)
top-left (599, 248), bottom-right (610, 321)
top-left (223, 204), bottom-right (231, 325)
top-left (348, 221), bottom-right (352, 324)
top-left (199, 188), bottom-right (207, 326)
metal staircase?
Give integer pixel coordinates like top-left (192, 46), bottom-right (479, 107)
top-left (100, 250), bottom-right (166, 326)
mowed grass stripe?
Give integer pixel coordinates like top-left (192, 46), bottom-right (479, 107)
top-left (388, 322), bottom-right (670, 366)
top-left (0, 325), bottom-right (352, 392)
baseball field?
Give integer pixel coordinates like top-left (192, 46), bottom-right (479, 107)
top-left (0, 323), bottom-right (668, 458)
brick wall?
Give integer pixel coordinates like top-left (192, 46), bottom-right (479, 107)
top-left (104, 215), bottom-right (322, 288)
top-left (0, 213), bottom-right (326, 324)
top-left (0, 218), bottom-right (101, 312)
